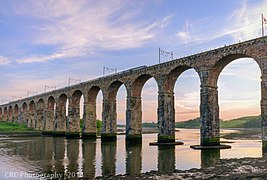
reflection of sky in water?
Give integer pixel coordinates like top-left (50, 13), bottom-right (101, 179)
top-left (0, 129), bottom-right (264, 179)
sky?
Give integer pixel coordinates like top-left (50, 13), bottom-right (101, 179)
top-left (0, 0), bottom-right (266, 124)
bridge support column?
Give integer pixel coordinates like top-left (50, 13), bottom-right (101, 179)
top-left (126, 96), bottom-right (142, 143)
top-left (200, 85), bottom-right (220, 146)
top-left (43, 108), bottom-right (54, 135)
top-left (261, 74), bottom-right (267, 149)
top-left (101, 99), bottom-right (117, 141)
top-left (157, 91), bottom-right (175, 143)
top-left (36, 110), bottom-right (45, 131)
top-left (54, 102), bottom-right (66, 136)
top-left (82, 101), bottom-right (97, 139)
top-left (29, 112), bottom-right (36, 129)
top-left (66, 104), bottom-right (80, 139)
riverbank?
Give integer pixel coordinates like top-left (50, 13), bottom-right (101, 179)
top-left (221, 128), bottom-right (261, 140)
top-left (96, 156), bottom-right (267, 179)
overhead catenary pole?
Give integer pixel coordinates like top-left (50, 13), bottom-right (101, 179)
top-left (159, 47), bottom-right (161, 64)
top-left (262, 13), bottom-right (265, 37)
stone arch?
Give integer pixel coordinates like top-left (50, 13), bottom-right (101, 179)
top-left (131, 74), bottom-right (155, 97)
top-left (29, 100), bottom-right (36, 128)
top-left (45, 96), bottom-right (56, 132)
top-left (66, 90), bottom-right (84, 138)
top-left (0, 108), bottom-right (2, 121)
top-left (3, 107), bottom-right (7, 122)
top-left (163, 65), bottom-right (199, 93)
top-left (8, 106), bottom-right (13, 122)
top-left (82, 86), bottom-right (103, 139)
top-left (101, 81), bottom-right (127, 140)
top-left (14, 104), bottom-right (19, 123)
top-left (54, 93), bottom-right (68, 134)
top-left (207, 54), bottom-right (258, 87)
top-left (156, 65), bottom-right (202, 143)
top-left (126, 74), bottom-right (158, 142)
top-left (36, 99), bottom-right (45, 130)
top-left (107, 81), bottom-right (125, 100)
top-left (199, 53), bottom-right (261, 146)
top-left (21, 102), bottom-right (27, 125)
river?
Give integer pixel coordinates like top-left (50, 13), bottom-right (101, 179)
top-left (0, 129), bottom-right (263, 179)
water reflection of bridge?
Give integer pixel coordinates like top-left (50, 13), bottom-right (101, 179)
top-left (2, 137), bottom-right (266, 179)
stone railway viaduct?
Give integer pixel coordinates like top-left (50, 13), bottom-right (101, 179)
top-left (1, 36), bottom-right (267, 146)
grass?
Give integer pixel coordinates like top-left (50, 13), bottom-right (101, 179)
top-left (0, 122), bottom-right (32, 132)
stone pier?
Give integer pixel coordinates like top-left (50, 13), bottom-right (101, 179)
top-left (101, 99), bottom-right (117, 141)
top-left (82, 101), bottom-right (97, 139)
top-left (157, 91), bottom-right (175, 143)
top-left (54, 97), bottom-right (67, 136)
top-left (200, 85), bottom-right (220, 146)
top-left (126, 96), bottom-right (142, 142)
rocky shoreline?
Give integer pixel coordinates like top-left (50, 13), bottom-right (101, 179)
top-left (96, 129), bottom-right (266, 179)
top-left (96, 156), bottom-right (267, 180)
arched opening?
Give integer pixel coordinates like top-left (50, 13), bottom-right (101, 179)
top-left (66, 90), bottom-right (84, 138)
top-left (46, 96), bottom-right (56, 132)
top-left (55, 93), bottom-right (68, 134)
top-left (217, 57), bottom-right (261, 132)
top-left (22, 102), bottom-right (27, 126)
top-left (4, 107), bottom-right (7, 122)
top-left (83, 86), bottom-right (103, 138)
top-left (126, 74), bottom-right (158, 141)
top-left (29, 101), bottom-right (36, 129)
top-left (8, 106), bottom-right (13, 122)
top-left (203, 54), bottom-right (261, 146)
top-left (156, 65), bottom-right (200, 143)
top-left (174, 69), bottom-right (200, 122)
top-left (101, 81), bottom-right (126, 139)
top-left (141, 76), bottom-right (158, 123)
top-left (0, 108), bottom-right (2, 121)
top-left (36, 99), bottom-right (45, 130)
top-left (14, 104), bottom-right (19, 123)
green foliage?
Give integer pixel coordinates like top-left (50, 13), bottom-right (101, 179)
top-left (175, 118), bottom-right (200, 128)
top-left (96, 120), bottom-right (102, 131)
top-left (175, 115), bottom-right (262, 129)
top-left (80, 119), bottom-right (102, 132)
top-left (0, 122), bottom-right (29, 132)
top-left (220, 116), bottom-right (261, 128)
top-left (142, 122), bottom-right (157, 128)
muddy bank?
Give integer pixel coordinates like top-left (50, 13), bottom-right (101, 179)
top-left (221, 128), bottom-right (261, 140)
top-left (96, 156), bottom-right (267, 179)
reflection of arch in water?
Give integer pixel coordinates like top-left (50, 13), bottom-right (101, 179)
top-left (82, 140), bottom-right (96, 179)
top-left (200, 149), bottom-right (220, 168)
top-left (126, 143), bottom-right (142, 175)
top-left (157, 146), bottom-right (175, 173)
top-left (101, 141), bottom-right (116, 177)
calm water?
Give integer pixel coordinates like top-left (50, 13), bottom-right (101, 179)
top-left (0, 129), bottom-right (263, 179)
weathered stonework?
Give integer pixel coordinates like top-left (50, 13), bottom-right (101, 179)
top-left (101, 99), bottom-right (117, 141)
top-left (0, 36), bottom-right (267, 146)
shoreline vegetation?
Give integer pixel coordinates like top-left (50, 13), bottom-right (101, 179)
top-left (0, 115), bottom-right (263, 139)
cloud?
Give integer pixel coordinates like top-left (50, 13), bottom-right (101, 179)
top-left (9, 0), bottom-right (172, 63)
top-left (174, 0), bottom-right (267, 46)
top-left (0, 56), bottom-right (11, 65)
